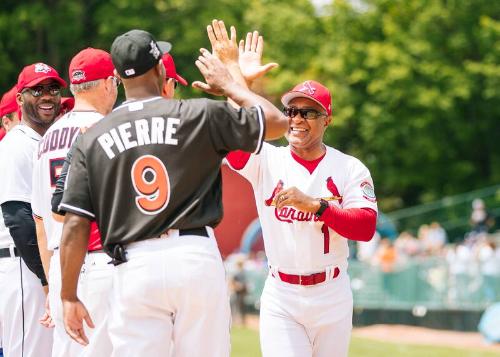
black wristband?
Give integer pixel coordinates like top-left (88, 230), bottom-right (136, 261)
top-left (315, 199), bottom-right (329, 218)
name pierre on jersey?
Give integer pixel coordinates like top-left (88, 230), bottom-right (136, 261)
top-left (98, 117), bottom-right (180, 160)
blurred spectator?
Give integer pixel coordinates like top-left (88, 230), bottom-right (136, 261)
top-left (470, 199), bottom-right (495, 234)
top-left (422, 222), bottom-right (447, 254)
top-left (478, 241), bottom-right (500, 302)
top-left (394, 231), bottom-right (421, 257)
top-left (374, 238), bottom-right (398, 273)
top-left (446, 244), bottom-right (478, 303)
top-left (357, 231), bottom-right (380, 262)
top-left (417, 224), bottom-right (429, 246)
top-left (230, 258), bottom-right (248, 326)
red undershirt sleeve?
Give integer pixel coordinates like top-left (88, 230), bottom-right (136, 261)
top-left (319, 206), bottom-right (377, 242)
top-left (226, 150), bottom-right (252, 170)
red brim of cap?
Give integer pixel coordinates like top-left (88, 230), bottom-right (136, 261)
top-left (281, 91), bottom-right (331, 116)
top-left (175, 73), bottom-right (188, 86)
top-left (21, 75), bottom-right (67, 90)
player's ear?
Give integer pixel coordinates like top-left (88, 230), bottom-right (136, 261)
top-left (16, 92), bottom-right (23, 106)
top-left (324, 115), bottom-right (332, 127)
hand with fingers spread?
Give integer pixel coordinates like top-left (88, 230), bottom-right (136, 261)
top-left (274, 186), bottom-right (321, 213)
top-left (63, 299), bottom-right (94, 346)
top-left (207, 19), bottom-right (239, 65)
top-left (239, 31), bottom-right (278, 84)
top-left (192, 48), bottom-right (236, 96)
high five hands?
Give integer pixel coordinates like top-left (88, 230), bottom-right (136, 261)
top-left (193, 19), bottom-right (279, 94)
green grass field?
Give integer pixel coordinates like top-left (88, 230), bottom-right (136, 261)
top-left (231, 326), bottom-right (499, 357)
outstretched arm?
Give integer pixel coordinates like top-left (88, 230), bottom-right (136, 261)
top-left (193, 48), bottom-right (287, 140)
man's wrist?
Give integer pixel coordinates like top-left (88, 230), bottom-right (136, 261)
top-left (61, 291), bottom-right (78, 302)
top-left (314, 199), bottom-right (329, 217)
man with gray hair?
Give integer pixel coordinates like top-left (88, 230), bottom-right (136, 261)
top-left (31, 47), bottom-right (118, 357)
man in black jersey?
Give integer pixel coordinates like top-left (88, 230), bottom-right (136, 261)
top-left (58, 29), bottom-right (288, 356)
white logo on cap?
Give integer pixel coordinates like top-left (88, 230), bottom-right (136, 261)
top-left (149, 41), bottom-right (161, 60)
top-left (34, 63), bottom-right (52, 74)
top-left (299, 81), bottom-right (316, 95)
top-left (125, 69), bottom-right (136, 76)
top-left (72, 70), bottom-right (86, 82)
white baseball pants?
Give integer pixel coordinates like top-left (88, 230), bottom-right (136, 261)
top-left (259, 271), bottom-right (353, 357)
top-left (0, 249), bottom-right (53, 357)
top-left (49, 250), bottom-right (113, 357)
top-left (108, 229), bottom-right (231, 357)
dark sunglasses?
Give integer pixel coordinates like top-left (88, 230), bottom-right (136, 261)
top-left (22, 85), bottom-right (61, 97)
top-left (283, 106), bottom-right (327, 120)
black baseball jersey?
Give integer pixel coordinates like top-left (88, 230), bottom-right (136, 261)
top-left (60, 96), bottom-right (264, 251)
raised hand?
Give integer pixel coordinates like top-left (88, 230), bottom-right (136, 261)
top-left (207, 19), bottom-right (239, 65)
top-left (239, 31), bottom-right (278, 84)
top-left (193, 48), bottom-right (236, 96)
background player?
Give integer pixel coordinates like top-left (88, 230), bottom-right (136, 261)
top-left (57, 29), bottom-right (287, 356)
top-left (0, 85), bottom-right (21, 140)
top-left (0, 62), bottom-right (66, 357)
top-left (31, 48), bottom-right (118, 357)
top-left (0, 84), bottom-right (20, 357)
top-left (209, 22), bottom-right (378, 357)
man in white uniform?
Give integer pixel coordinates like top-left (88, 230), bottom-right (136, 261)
top-left (0, 62), bottom-right (67, 357)
top-left (208, 21), bottom-right (378, 357)
top-left (31, 47), bottom-right (118, 357)
top-left (0, 84), bottom-right (20, 355)
top-left (227, 80), bottom-right (378, 357)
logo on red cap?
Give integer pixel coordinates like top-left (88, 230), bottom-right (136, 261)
top-left (299, 81), bottom-right (316, 95)
top-left (34, 63), bottom-right (52, 74)
top-left (281, 80), bottom-right (333, 116)
top-left (71, 70), bottom-right (86, 83)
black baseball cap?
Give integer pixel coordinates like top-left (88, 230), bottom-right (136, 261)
top-left (110, 29), bottom-right (172, 79)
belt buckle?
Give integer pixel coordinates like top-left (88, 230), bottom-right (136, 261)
top-left (299, 274), bottom-right (303, 285)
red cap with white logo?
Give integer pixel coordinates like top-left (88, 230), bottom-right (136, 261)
top-left (281, 80), bottom-right (332, 116)
top-left (69, 48), bottom-right (115, 85)
top-left (0, 85), bottom-right (19, 117)
top-left (17, 62), bottom-right (67, 91)
top-left (162, 53), bottom-right (188, 86)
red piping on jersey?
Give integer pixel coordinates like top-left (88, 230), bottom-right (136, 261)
top-left (290, 150), bottom-right (326, 174)
top-left (87, 221), bottom-right (103, 251)
top-left (226, 150), bottom-right (251, 170)
top-left (226, 149), bottom-right (327, 174)
top-left (319, 206), bottom-right (377, 242)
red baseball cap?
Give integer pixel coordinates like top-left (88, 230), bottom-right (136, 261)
top-left (69, 48), bottom-right (115, 84)
top-left (60, 97), bottom-right (75, 113)
top-left (0, 85), bottom-right (19, 117)
top-left (162, 53), bottom-right (188, 86)
top-left (17, 62), bottom-right (67, 90)
top-left (281, 80), bottom-right (332, 116)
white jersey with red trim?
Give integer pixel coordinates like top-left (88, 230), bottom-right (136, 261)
top-left (31, 111), bottom-right (102, 250)
top-left (228, 142), bottom-right (378, 273)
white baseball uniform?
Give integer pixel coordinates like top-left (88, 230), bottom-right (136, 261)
top-left (31, 110), bottom-right (113, 357)
top-left (228, 143), bottom-right (378, 357)
top-left (0, 125), bottom-right (53, 357)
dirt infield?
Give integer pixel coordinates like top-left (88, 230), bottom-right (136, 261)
top-left (243, 316), bottom-right (500, 352)
top-left (353, 325), bottom-right (500, 352)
